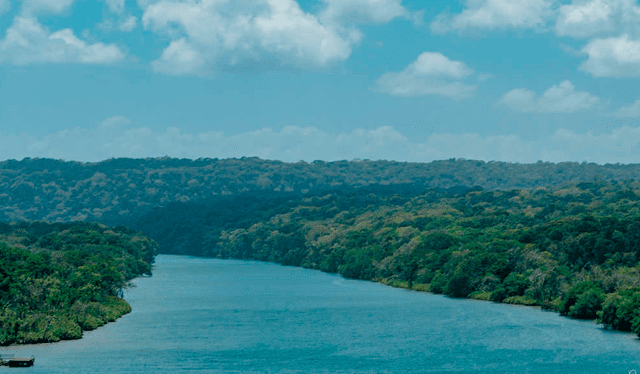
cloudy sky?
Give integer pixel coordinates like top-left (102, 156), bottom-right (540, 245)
top-left (0, 0), bottom-right (639, 164)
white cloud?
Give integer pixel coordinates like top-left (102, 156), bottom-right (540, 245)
top-left (501, 88), bottom-right (538, 112)
top-left (500, 80), bottom-right (600, 113)
top-left (556, 0), bottom-right (615, 37)
top-left (141, 0), bottom-right (369, 75)
top-left (120, 15), bottom-right (138, 31)
top-left (98, 15), bottom-right (138, 32)
top-left (0, 17), bottom-right (125, 65)
top-left (253, 0), bottom-right (360, 64)
top-left (100, 115), bottom-right (132, 128)
top-left (319, 0), bottom-right (405, 24)
top-left (0, 0), bottom-right (10, 15)
top-left (545, 126), bottom-right (640, 162)
top-left (103, 0), bottom-right (126, 13)
top-left (376, 52), bottom-right (478, 98)
top-left (579, 34), bottom-right (640, 77)
top-left (555, 0), bottom-right (640, 38)
top-left (613, 100), bottom-right (640, 117)
top-left (151, 38), bottom-right (205, 75)
top-left (3, 118), bottom-right (640, 164)
top-left (431, 0), bottom-right (553, 33)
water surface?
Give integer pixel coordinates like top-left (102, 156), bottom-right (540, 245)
top-left (3, 255), bottom-right (640, 373)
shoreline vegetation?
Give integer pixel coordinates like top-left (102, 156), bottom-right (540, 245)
top-left (5, 157), bottom-right (640, 345)
top-left (0, 222), bottom-right (157, 346)
top-left (178, 181), bottom-right (640, 337)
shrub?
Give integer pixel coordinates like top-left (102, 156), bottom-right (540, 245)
top-left (568, 289), bottom-right (605, 319)
top-left (429, 271), bottom-right (447, 294)
top-left (559, 281), bottom-right (604, 317)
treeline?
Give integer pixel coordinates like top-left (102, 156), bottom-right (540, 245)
top-left (131, 184), bottom-right (434, 255)
top-left (2, 156), bottom-right (640, 224)
top-left (0, 222), bottom-right (157, 345)
top-left (194, 180), bottom-right (640, 335)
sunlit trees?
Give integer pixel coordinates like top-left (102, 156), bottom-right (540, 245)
top-left (0, 222), bottom-right (157, 345)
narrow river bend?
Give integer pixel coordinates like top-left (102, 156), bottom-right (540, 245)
top-left (3, 255), bottom-right (640, 373)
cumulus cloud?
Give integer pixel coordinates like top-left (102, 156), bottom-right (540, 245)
top-left (119, 15), bottom-right (138, 31)
top-left (555, 0), bottom-right (640, 38)
top-left (0, 17), bottom-right (125, 65)
top-left (431, 0), bottom-right (553, 33)
top-left (103, 0), bottom-right (125, 13)
top-left (500, 80), bottom-right (600, 113)
top-left (612, 100), bottom-right (640, 117)
top-left (151, 38), bottom-right (205, 75)
top-left (376, 52), bottom-right (478, 98)
top-left (253, 0), bottom-right (360, 64)
top-left (319, 0), bottom-right (406, 24)
top-left (3, 117), bottom-right (640, 164)
top-left (141, 0), bottom-right (405, 75)
top-left (579, 34), bottom-right (640, 77)
top-left (556, 0), bottom-right (616, 37)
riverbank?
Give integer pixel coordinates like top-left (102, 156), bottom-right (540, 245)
top-left (379, 278), bottom-right (544, 305)
top-left (195, 183), bottom-right (640, 337)
top-left (377, 277), bottom-right (575, 316)
top-left (0, 297), bottom-right (133, 346)
top-left (0, 222), bottom-right (157, 346)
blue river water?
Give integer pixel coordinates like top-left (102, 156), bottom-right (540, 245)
top-left (2, 255), bottom-right (640, 373)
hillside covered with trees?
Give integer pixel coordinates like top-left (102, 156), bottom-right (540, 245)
top-left (189, 181), bottom-right (640, 336)
top-left (2, 156), bottom-right (640, 225)
top-left (0, 222), bottom-right (157, 345)
top-left (4, 157), bottom-right (640, 340)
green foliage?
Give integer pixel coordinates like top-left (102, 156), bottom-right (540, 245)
top-left (412, 284), bottom-right (430, 292)
top-left (568, 289), bottom-right (605, 319)
top-left (468, 291), bottom-right (491, 301)
top-left (182, 179), bottom-right (640, 337)
top-left (502, 296), bottom-right (538, 306)
top-left (429, 271), bottom-right (447, 294)
top-left (5, 157), bottom-right (640, 255)
top-left (7, 158), bottom-right (640, 338)
top-left (0, 222), bottom-right (157, 345)
top-left (558, 281), bottom-right (604, 319)
top-left (445, 270), bottom-right (474, 298)
top-left (491, 273), bottom-right (530, 302)
top-left (597, 289), bottom-right (640, 333)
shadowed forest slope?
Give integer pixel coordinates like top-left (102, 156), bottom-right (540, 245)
top-left (194, 181), bottom-right (640, 335)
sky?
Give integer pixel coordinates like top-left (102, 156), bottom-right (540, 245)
top-left (0, 0), bottom-right (639, 164)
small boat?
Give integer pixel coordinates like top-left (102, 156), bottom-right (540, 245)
top-left (0, 354), bottom-right (35, 367)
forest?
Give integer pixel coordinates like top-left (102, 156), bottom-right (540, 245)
top-left (169, 180), bottom-right (640, 336)
top-left (0, 222), bottom-right (157, 345)
top-left (2, 156), bottom-right (640, 225)
top-left (4, 157), bottom-right (640, 342)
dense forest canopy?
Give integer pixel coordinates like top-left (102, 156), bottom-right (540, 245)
top-left (0, 222), bottom-right (157, 345)
top-left (177, 180), bottom-right (640, 335)
top-left (4, 157), bottom-right (640, 342)
top-left (2, 156), bottom-right (640, 224)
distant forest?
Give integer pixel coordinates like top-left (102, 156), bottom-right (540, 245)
top-left (1, 156), bottom-right (640, 224)
top-left (3, 157), bottom-right (640, 340)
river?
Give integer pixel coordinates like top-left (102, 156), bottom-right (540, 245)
top-left (2, 255), bottom-right (640, 373)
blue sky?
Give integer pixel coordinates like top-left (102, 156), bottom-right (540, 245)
top-left (0, 0), bottom-right (639, 164)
